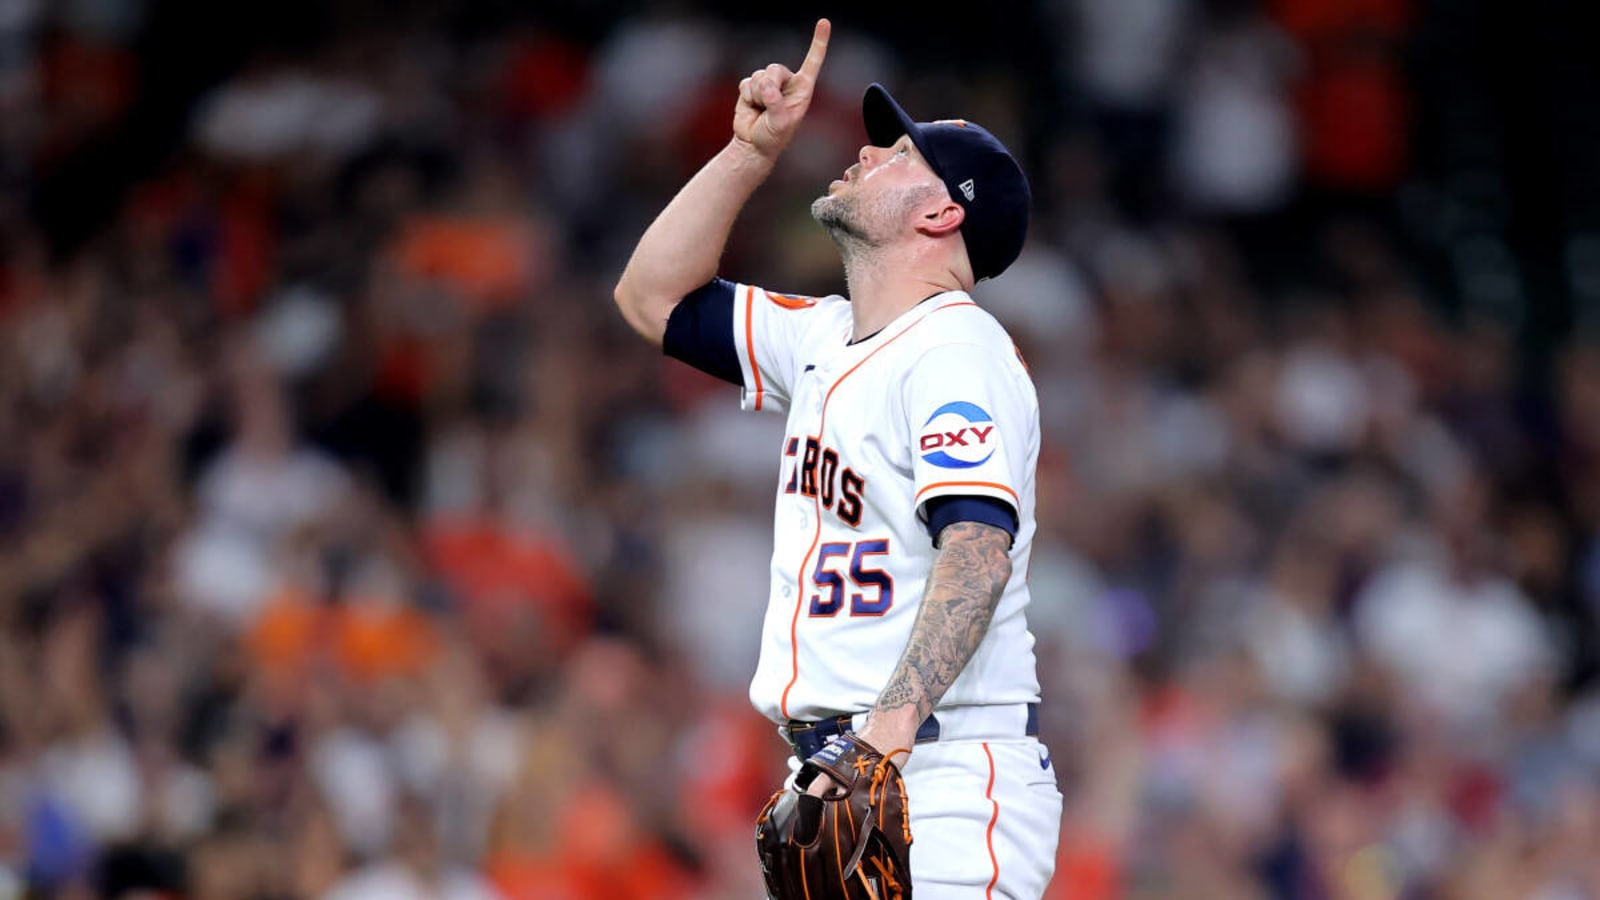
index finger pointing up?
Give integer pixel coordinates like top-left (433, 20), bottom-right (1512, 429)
top-left (797, 18), bottom-right (831, 81)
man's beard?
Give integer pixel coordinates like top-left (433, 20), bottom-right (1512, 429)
top-left (811, 192), bottom-right (872, 247)
top-left (812, 182), bottom-right (940, 253)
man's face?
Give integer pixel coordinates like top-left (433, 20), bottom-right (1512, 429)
top-left (812, 135), bottom-right (946, 245)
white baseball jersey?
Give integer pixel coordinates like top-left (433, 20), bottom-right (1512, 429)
top-left (669, 280), bottom-right (1043, 724)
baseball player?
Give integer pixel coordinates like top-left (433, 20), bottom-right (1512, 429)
top-left (614, 19), bottom-right (1060, 897)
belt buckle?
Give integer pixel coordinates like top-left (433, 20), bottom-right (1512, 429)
top-left (785, 720), bottom-right (819, 758)
top-left (786, 716), bottom-right (855, 760)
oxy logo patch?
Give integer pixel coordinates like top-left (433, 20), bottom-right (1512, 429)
top-left (919, 401), bottom-right (997, 469)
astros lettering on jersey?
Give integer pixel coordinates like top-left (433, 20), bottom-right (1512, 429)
top-left (706, 281), bottom-right (1043, 723)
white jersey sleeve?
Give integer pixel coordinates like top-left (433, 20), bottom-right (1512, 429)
top-left (900, 340), bottom-right (1033, 525)
top-left (661, 278), bottom-right (848, 416)
top-left (730, 283), bottom-right (847, 415)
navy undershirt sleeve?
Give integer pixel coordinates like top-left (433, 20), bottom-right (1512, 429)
top-left (925, 495), bottom-right (1018, 547)
top-left (663, 277), bottom-right (741, 385)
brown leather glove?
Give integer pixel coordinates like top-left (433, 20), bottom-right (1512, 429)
top-left (754, 733), bottom-right (913, 899)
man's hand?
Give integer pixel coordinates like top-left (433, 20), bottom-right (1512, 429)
top-left (733, 18), bottom-right (830, 160)
top-left (804, 767), bottom-right (841, 798)
top-left (756, 732), bottom-right (914, 899)
top-left (805, 722), bottom-right (913, 798)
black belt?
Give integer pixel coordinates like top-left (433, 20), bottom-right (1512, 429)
top-left (784, 703), bottom-right (1040, 761)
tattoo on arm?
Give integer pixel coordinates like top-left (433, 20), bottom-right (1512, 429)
top-left (870, 521), bottom-right (1013, 725)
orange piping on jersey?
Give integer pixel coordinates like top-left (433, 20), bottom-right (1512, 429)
top-left (779, 299), bottom-right (977, 719)
top-left (982, 742), bottom-right (1001, 898)
top-left (915, 480), bottom-right (1020, 507)
top-left (744, 285), bottom-right (764, 411)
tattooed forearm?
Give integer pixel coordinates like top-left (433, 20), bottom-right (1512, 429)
top-left (869, 521), bottom-right (1012, 728)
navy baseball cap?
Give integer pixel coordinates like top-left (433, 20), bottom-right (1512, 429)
top-left (862, 83), bottom-right (1030, 281)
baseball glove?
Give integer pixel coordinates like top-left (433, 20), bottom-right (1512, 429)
top-left (754, 733), bottom-right (913, 900)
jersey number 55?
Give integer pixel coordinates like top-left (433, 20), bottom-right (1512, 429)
top-left (809, 540), bottom-right (894, 617)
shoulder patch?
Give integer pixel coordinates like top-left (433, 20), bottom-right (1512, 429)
top-left (767, 292), bottom-right (817, 310)
top-left (919, 401), bottom-right (998, 469)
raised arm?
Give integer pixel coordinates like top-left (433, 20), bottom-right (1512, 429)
top-left (855, 521), bottom-right (1013, 757)
top-left (613, 19), bottom-right (831, 345)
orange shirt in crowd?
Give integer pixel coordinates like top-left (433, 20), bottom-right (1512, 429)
top-left (388, 216), bottom-right (541, 312)
top-left (487, 782), bottom-right (698, 900)
top-left (248, 587), bottom-right (440, 683)
top-left (423, 516), bottom-right (593, 656)
top-left (1046, 827), bottom-right (1123, 900)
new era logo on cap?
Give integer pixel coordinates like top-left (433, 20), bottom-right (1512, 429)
top-left (862, 84), bottom-right (1030, 281)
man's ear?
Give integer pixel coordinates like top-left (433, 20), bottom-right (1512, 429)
top-left (915, 198), bottom-right (965, 237)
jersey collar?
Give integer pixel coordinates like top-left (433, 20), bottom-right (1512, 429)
top-left (844, 290), bottom-right (970, 347)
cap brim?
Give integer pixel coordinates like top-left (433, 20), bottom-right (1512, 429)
top-left (863, 83), bottom-right (943, 177)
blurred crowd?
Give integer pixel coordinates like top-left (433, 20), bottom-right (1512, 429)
top-left (2, 0), bottom-right (1600, 898)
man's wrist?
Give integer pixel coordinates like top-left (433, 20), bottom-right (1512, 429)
top-left (857, 710), bottom-right (922, 756)
top-left (727, 136), bottom-right (780, 170)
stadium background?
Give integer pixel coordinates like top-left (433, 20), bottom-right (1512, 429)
top-left (3, 0), bottom-right (1600, 896)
